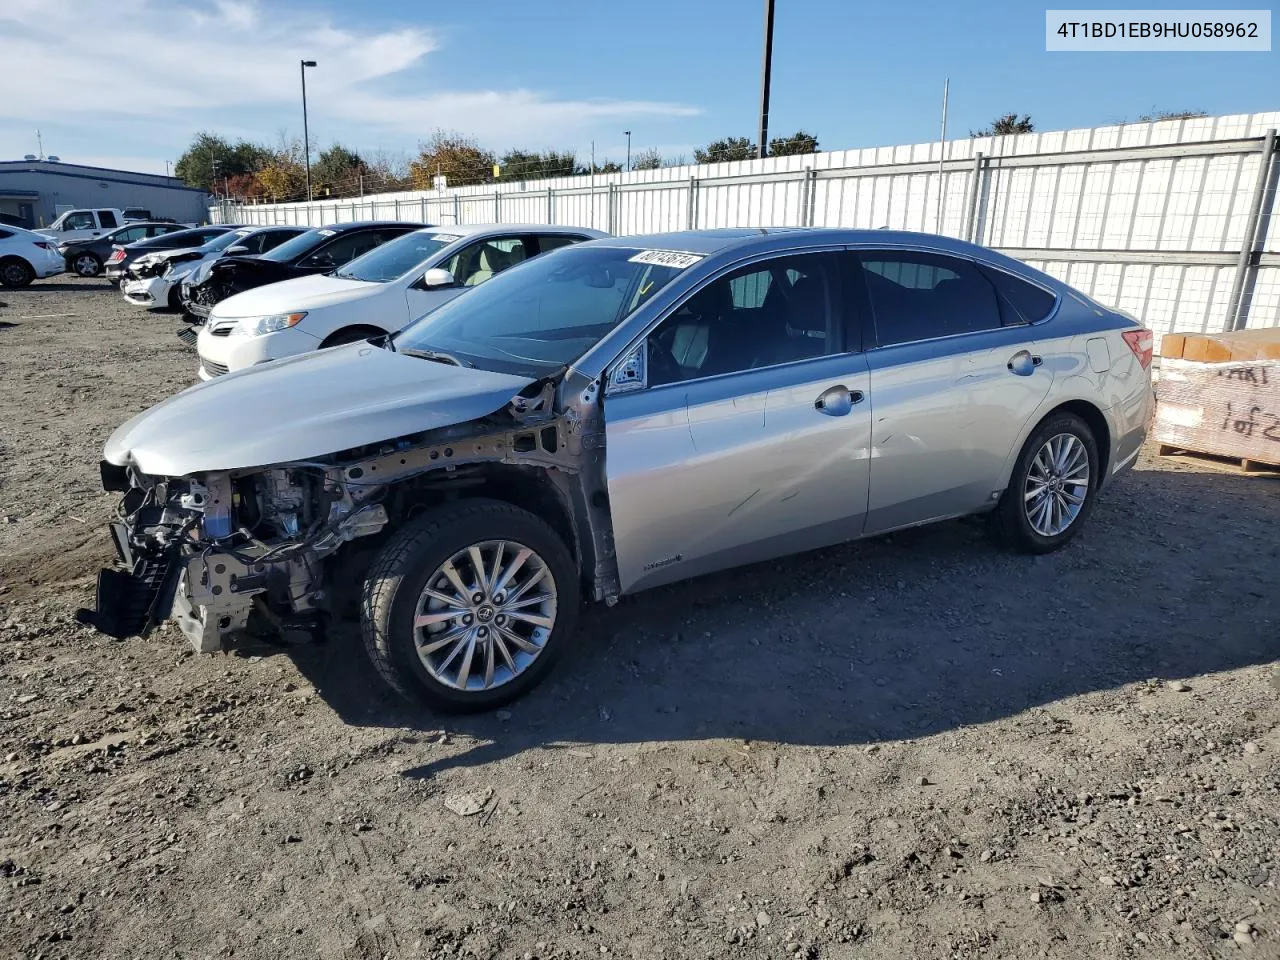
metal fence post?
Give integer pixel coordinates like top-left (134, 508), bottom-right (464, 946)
top-left (454, 195), bottom-right (461, 224)
top-left (964, 152), bottom-right (985, 243)
top-left (547, 187), bottom-right (554, 224)
top-left (608, 183), bottom-right (617, 235)
top-left (1226, 128), bottom-right (1278, 331)
top-left (687, 176), bottom-right (699, 228)
top-left (494, 190), bottom-right (501, 222)
top-left (395, 198), bottom-right (401, 219)
top-left (804, 167), bottom-right (818, 226)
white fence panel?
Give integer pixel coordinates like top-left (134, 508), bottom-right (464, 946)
top-left (218, 110), bottom-right (1280, 339)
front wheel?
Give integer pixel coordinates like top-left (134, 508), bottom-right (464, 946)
top-left (361, 499), bottom-right (579, 712)
top-left (992, 413), bottom-right (1099, 554)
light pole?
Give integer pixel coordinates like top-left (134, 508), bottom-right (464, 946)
top-left (757, 0), bottom-right (775, 159)
top-left (300, 59), bottom-right (317, 201)
top-left (624, 130), bottom-right (631, 171)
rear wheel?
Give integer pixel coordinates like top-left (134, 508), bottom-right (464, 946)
top-left (0, 257), bottom-right (34, 288)
top-left (992, 413), bottom-right (1099, 554)
top-left (72, 252), bottom-right (102, 277)
top-left (361, 500), bottom-right (579, 712)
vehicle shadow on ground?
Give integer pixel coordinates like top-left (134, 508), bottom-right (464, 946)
top-left (31, 281), bottom-right (113, 292)
top-left (285, 465), bottom-right (1280, 777)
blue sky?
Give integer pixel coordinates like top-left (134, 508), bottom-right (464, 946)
top-left (1, 0), bottom-right (1275, 174)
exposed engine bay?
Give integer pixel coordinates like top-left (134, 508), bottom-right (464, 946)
top-left (77, 375), bottom-right (615, 654)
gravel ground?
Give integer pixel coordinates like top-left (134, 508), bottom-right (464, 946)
top-left (1, 277), bottom-right (1278, 960)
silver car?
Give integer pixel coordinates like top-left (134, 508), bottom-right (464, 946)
top-left (78, 228), bottom-right (1154, 712)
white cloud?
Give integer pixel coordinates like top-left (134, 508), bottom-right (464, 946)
top-left (0, 0), bottom-right (700, 162)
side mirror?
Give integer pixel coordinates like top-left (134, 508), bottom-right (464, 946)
top-left (422, 267), bottom-right (456, 289)
top-left (226, 245), bottom-right (249, 255)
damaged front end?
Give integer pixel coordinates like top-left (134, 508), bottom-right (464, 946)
top-left (77, 370), bottom-right (616, 655)
top-left (77, 458), bottom-right (389, 652)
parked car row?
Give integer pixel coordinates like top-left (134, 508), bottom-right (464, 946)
top-left (74, 224), bottom-right (1154, 715)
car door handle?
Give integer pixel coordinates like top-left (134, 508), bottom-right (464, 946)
top-left (1007, 350), bottom-right (1042, 376)
top-left (814, 385), bottom-right (864, 417)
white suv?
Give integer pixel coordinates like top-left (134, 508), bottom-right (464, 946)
top-left (196, 224), bottom-right (605, 379)
top-left (0, 225), bottom-right (66, 287)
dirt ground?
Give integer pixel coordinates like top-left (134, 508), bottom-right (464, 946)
top-left (1, 277), bottom-right (1278, 960)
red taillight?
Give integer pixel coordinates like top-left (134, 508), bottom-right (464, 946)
top-left (108, 250), bottom-right (125, 262)
top-left (1122, 328), bottom-right (1153, 369)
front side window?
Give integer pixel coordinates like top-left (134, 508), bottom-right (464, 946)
top-left (857, 251), bottom-right (1002, 346)
top-left (444, 236), bottom-right (531, 287)
top-left (62, 212), bottom-right (95, 230)
top-left (114, 226), bottom-right (147, 243)
top-left (394, 245), bottom-right (688, 377)
top-left (97, 211), bottom-right (118, 228)
top-left (333, 230), bottom-right (460, 283)
top-left (647, 254), bottom-right (838, 387)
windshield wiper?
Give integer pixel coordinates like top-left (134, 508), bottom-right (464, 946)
top-left (400, 347), bottom-right (470, 368)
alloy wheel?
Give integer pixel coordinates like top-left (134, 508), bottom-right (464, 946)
top-left (1024, 433), bottom-right (1090, 537)
top-left (74, 255), bottom-right (99, 277)
top-left (413, 540), bottom-right (557, 692)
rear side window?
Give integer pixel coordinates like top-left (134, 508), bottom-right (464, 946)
top-left (536, 234), bottom-right (586, 254)
top-left (981, 267), bottom-right (1057, 324)
top-left (98, 211), bottom-right (118, 228)
top-left (856, 251), bottom-right (1002, 346)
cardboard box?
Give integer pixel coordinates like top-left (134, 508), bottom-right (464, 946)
top-left (1154, 356), bottom-right (1280, 466)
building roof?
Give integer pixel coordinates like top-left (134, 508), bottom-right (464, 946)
top-left (0, 159), bottom-right (208, 194)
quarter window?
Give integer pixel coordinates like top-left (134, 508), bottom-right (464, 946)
top-left (857, 251), bottom-right (1002, 346)
top-left (648, 254), bottom-right (837, 387)
top-left (982, 267), bottom-right (1057, 324)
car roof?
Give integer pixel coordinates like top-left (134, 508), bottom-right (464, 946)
top-left (1, 224), bottom-right (52, 241)
top-left (316, 220), bottom-right (426, 232)
top-left (409, 223), bottom-right (606, 238)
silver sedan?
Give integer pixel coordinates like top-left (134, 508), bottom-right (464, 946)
top-left (82, 228), bottom-right (1154, 712)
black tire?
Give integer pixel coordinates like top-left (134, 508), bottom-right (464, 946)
top-left (992, 412), bottom-right (1099, 554)
top-left (0, 257), bottom-right (34, 288)
top-left (361, 499), bottom-right (579, 712)
top-left (72, 252), bottom-right (102, 277)
top-left (321, 325), bottom-right (384, 348)
top-left (166, 285), bottom-right (184, 311)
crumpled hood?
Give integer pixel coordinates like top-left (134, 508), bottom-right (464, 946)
top-left (104, 342), bottom-right (536, 476)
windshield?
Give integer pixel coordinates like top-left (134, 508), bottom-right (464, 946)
top-left (333, 230), bottom-right (461, 283)
top-left (198, 229), bottom-right (252, 253)
top-left (257, 227), bottom-right (331, 263)
top-left (394, 245), bottom-right (690, 377)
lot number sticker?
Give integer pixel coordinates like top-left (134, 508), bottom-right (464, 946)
top-left (628, 250), bottom-right (704, 269)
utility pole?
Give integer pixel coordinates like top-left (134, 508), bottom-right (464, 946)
top-left (936, 77), bottom-right (949, 233)
top-left (300, 59), bottom-right (317, 201)
top-left (757, 0), bottom-right (775, 159)
top-left (624, 131), bottom-right (632, 171)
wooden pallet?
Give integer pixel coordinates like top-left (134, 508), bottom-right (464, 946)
top-left (1157, 444), bottom-right (1280, 477)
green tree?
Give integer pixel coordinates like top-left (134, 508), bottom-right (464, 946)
top-left (174, 132), bottom-right (271, 190)
top-left (592, 160), bottom-right (623, 174)
top-left (410, 130), bottom-right (495, 189)
top-left (630, 147), bottom-right (663, 170)
top-left (694, 136), bottom-right (757, 164)
top-left (768, 130), bottom-right (819, 156)
top-left (970, 114), bottom-right (1035, 137)
top-left (312, 144), bottom-right (367, 198)
top-left (497, 149), bottom-right (581, 180)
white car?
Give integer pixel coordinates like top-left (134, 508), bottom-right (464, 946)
top-left (0, 224), bottom-right (66, 287)
top-left (196, 224), bottom-right (606, 379)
